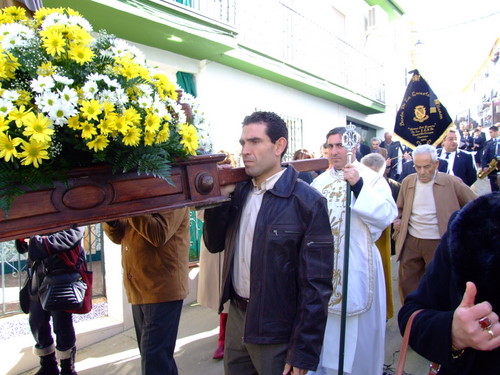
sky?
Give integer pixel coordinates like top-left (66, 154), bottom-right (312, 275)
top-left (397, 0), bottom-right (500, 115)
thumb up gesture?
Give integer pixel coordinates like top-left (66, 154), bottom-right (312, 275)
top-left (451, 282), bottom-right (500, 351)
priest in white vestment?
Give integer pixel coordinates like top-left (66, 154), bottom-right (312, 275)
top-left (310, 127), bottom-right (397, 375)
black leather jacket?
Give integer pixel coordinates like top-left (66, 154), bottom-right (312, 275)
top-left (203, 166), bottom-right (333, 371)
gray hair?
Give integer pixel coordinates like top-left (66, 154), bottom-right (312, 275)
top-left (370, 137), bottom-right (381, 144)
top-left (412, 144), bottom-right (437, 162)
top-left (360, 153), bottom-right (386, 175)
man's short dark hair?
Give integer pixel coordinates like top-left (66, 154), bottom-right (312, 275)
top-left (326, 127), bottom-right (346, 140)
top-left (242, 111), bottom-right (288, 157)
top-left (490, 125), bottom-right (499, 132)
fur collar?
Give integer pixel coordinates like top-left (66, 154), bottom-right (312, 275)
top-left (450, 192), bottom-right (500, 310)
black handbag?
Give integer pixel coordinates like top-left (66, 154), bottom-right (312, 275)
top-left (38, 270), bottom-right (87, 312)
top-left (19, 274), bottom-right (31, 314)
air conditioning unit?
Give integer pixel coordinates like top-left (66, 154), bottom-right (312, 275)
top-left (365, 5), bottom-right (388, 31)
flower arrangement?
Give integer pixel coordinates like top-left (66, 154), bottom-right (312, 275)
top-left (0, 6), bottom-right (211, 212)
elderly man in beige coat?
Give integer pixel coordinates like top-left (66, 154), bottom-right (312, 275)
top-left (393, 144), bottom-right (477, 303)
top-left (104, 207), bottom-right (190, 375)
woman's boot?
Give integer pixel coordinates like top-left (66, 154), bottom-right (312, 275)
top-left (212, 312), bottom-right (227, 359)
top-left (58, 347), bottom-right (77, 375)
top-left (33, 345), bottom-right (59, 375)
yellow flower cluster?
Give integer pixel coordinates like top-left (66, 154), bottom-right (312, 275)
top-left (0, 6), bottom-right (201, 172)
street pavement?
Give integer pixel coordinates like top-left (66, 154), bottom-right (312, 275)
top-left (20, 256), bottom-right (431, 375)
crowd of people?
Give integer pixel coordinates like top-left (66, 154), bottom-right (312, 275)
top-left (19, 113), bottom-right (499, 375)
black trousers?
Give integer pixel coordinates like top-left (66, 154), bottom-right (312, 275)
top-left (29, 299), bottom-right (75, 353)
top-left (132, 300), bottom-right (183, 375)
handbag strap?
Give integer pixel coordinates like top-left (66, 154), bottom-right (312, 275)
top-left (43, 237), bottom-right (84, 271)
top-left (396, 309), bottom-right (441, 375)
top-left (396, 309), bottom-right (424, 375)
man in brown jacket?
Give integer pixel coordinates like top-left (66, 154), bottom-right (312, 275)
top-left (104, 207), bottom-right (190, 375)
top-left (393, 144), bottom-right (477, 303)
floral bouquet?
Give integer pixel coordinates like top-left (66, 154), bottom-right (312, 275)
top-left (0, 6), bottom-right (211, 212)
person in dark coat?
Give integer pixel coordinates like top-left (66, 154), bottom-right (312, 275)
top-left (481, 125), bottom-right (499, 192)
top-left (436, 129), bottom-right (477, 187)
top-left (398, 192), bottom-right (500, 375)
top-left (472, 128), bottom-right (486, 165)
top-left (16, 227), bottom-right (86, 375)
top-left (203, 111), bottom-right (333, 374)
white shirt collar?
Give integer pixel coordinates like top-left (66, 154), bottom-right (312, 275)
top-left (251, 169), bottom-right (285, 193)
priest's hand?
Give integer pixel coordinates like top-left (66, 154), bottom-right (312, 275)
top-left (282, 363), bottom-right (307, 375)
top-left (343, 163), bottom-right (360, 186)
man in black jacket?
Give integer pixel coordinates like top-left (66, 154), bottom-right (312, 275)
top-left (436, 129), bottom-right (477, 186)
top-left (481, 125), bottom-right (499, 192)
top-left (203, 111), bottom-right (333, 375)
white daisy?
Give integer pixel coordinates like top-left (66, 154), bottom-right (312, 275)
top-left (114, 88), bottom-right (129, 105)
top-left (0, 98), bottom-right (14, 117)
top-left (48, 102), bottom-right (78, 126)
top-left (31, 75), bottom-right (55, 94)
top-left (98, 89), bottom-right (116, 103)
top-left (41, 13), bottom-right (69, 29)
top-left (82, 80), bottom-right (99, 99)
top-left (58, 87), bottom-right (78, 104)
top-left (1, 89), bottom-right (20, 102)
top-left (53, 75), bottom-right (74, 85)
top-left (103, 76), bottom-right (120, 88)
top-left (136, 95), bottom-right (153, 109)
top-left (36, 92), bottom-right (60, 113)
top-left (67, 15), bottom-right (93, 32)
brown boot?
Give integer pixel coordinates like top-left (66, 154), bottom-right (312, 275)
top-left (212, 312), bottom-right (227, 360)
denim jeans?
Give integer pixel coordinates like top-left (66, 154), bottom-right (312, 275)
top-left (29, 299), bottom-right (76, 352)
top-left (132, 300), bottom-right (183, 375)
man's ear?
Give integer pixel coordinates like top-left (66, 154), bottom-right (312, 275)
top-left (275, 137), bottom-right (287, 156)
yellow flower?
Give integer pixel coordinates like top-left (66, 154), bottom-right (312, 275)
top-left (113, 115), bottom-right (129, 135)
top-left (0, 115), bottom-right (9, 132)
top-left (144, 113), bottom-right (161, 133)
top-left (0, 132), bottom-right (22, 162)
top-left (22, 113), bottom-right (54, 143)
top-left (156, 127), bottom-right (170, 144)
top-left (80, 99), bottom-right (103, 121)
top-left (66, 25), bottom-right (92, 45)
top-left (143, 131), bottom-right (155, 146)
top-left (67, 116), bottom-right (81, 130)
top-left (113, 57), bottom-right (141, 80)
top-left (9, 105), bottom-right (31, 127)
top-left (68, 44), bottom-right (94, 65)
top-left (154, 73), bottom-right (177, 100)
top-left (42, 30), bottom-right (66, 56)
top-left (19, 139), bottom-right (50, 168)
top-left (103, 101), bottom-right (115, 114)
top-left (80, 121), bottom-right (97, 139)
top-left (37, 62), bottom-right (56, 77)
top-left (15, 90), bottom-right (32, 106)
top-left (98, 115), bottom-right (116, 135)
top-left (87, 135), bottom-right (109, 152)
top-left (0, 6), bottom-right (29, 23)
top-left (33, 7), bottom-right (66, 25)
top-left (0, 53), bottom-right (20, 79)
top-left (123, 126), bottom-right (141, 146)
top-left (124, 107), bottom-right (141, 126)
top-left (179, 123), bottom-right (199, 155)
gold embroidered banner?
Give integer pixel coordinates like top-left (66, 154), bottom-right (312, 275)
top-left (394, 70), bottom-right (453, 149)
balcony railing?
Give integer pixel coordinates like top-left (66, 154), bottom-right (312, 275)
top-left (166, 0), bottom-right (385, 103)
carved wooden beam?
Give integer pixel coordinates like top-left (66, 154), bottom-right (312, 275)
top-left (0, 156), bottom-right (328, 242)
